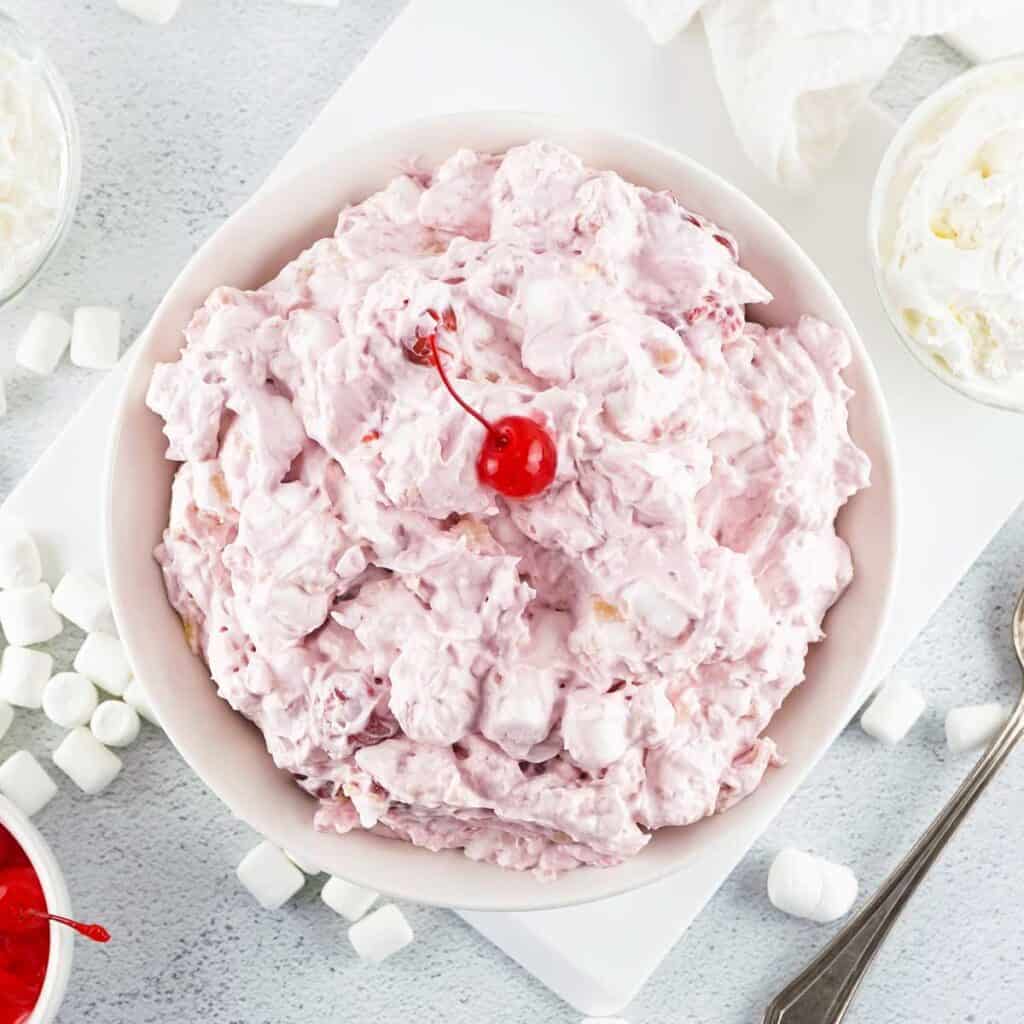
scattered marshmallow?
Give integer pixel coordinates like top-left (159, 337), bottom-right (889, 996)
top-left (123, 678), bottom-right (160, 727)
top-left (768, 848), bottom-right (858, 923)
top-left (285, 849), bottom-right (324, 876)
top-left (70, 306), bottom-right (122, 370)
top-left (0, 700), bottom-right (12, 743)
top-left (0, 583), bottom-right (62, 646)
top-left (321, 876), bottom-right (378, 922)
top-left (52, 726), bottom-right (123, 795)
top-left (115, 0), bottom-right (181, 25)
top-left (15, 312), bottom-right (71, 376)
top-left (0, 517), bottom-right (42, 590)
top-left (42, 672), bottom-right (99, 729)
top-left (859, 680), bottom-right (926, 746)
top-left (0, 750), bottom-right (58, 816)
top-left (0, 646), bottom-right (52, 708)
top-left (237, 841), bottom-right (305, 909)
top-left (90, 700), bottom-right (140, 748)
top-left (348, 904), bottom-right (414, 963)
top-left (51, 571), bottom-right (110, 632)
top-left (945, 702), bottom-right (1010, 754)
top-left (74, 631), bottom-right (132, 696)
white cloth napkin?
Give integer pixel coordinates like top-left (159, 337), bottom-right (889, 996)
top-left (626, 0), bottom-right (1022, 188)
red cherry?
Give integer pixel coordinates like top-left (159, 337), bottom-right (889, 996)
top-left (421, 308), bottom-right (558, 501)
top-left (476, 416), bottom-right (557, 499)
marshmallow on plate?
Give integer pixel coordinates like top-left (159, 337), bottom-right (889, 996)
top-left (321, 876), bottom-right (378, 922)
top-left (284, 849), bottom-right (324, 876)
top-left (0, 751), bottom-right (58, 816)
top-left (945, 703), bottom-right (1010, 754)
top-left (123, 679), bottom-right (160, 726)
top-left (74, 631), bottom-right (132, 696)
top-left (116, 0), bottom-right (181, 24)
top-left (0, 646), bottom-right (52, 708)
top-left (15, 312), bottom-right (71, 376)
top-left (0, 700), bottom-right (13, 743)
top-left (237, 841), bottom-right (305, 909)
top-left (42, 673), bottom-right (99, 729)
top-left (0, 518), bottom-right (40, 590)
top-left (767, 848), bottom-right (858, 923)
top-left (348, 905), bottom-right (414, 963)
top-left (51, 571), bottom-right (110, 632)
top-left (52, 727), bottom-right (123, 795)
top-left (70, 307), bottom-right (121, 370)
top-left (0, 583), bottom-right (62, 646)
top-left (90, 700), bottom-right (141, 748)
top-left (859, 680), bottom-right (926, 746)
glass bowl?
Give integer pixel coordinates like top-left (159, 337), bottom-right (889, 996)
top-left (868, 58), bottom-right (1024, 414)
top-left (0, 11), bottom-right (81, 309)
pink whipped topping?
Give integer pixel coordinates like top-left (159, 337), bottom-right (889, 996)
top-left (148, 141), bottom-right (870, 877)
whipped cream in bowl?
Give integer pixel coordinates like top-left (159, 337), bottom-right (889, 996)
top-left (871, 59), bottom-right (1024, 411)
top-left (107, 113), bottom-right (898, 910)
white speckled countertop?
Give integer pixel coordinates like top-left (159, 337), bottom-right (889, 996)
top-left (2, 4), bottom-right (1021, 1022)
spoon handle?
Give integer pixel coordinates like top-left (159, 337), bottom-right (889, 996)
top-left (763, 703), bottom-right (1024, 1024)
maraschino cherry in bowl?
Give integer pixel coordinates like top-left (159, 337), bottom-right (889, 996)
top-left (106, 112), bottom-right (897, 912)
top-left (0, 796), bottom-right (109, 1023)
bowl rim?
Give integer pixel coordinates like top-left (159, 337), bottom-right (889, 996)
top-left (0, 10), bottom-right (82, 309)
top-left (0, 795), bottom-right (74, 1024)
top-left (106, 110), bottom-right (899, 911)
top-left (868, 55), bottom-right (1024, 415)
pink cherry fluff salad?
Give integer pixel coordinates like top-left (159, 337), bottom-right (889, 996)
top-left (147, 141), bottom-right (870, 877)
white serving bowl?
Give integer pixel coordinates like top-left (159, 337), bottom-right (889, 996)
top-left (106, 112), bottom-right (898, 912)
top-left (0, 796), bottom-right (74, 1023)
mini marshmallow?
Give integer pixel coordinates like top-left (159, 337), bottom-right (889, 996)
top-left (51, 571), bottom-right (110, 632)
top-left (285, 849), bottom-right (324, 876)
top-left (0, 518), bottom-right (42, 589)
top-left (90, 700), bottom-right (140, 748)
top-left (767, 847), bottom-right (822, 920)
top-left (123, 679), bottom-right (160, 726)
top-left (813, 859), bottom-right (859, 923)
top-left (15, 311), bottom-right (71, 376)
top-left (70, 306), bottom-right (122, 370)
top-left (348, 904), bottom-right (413, 963)
top-left (321, 876), bottom-right (378, 922)
top-left (0, 700), bottom-right (13, 743)
top-left (0, 584), bottom-right (62, 646)
top-left (74, 631), bottom-right (132, 696)
top-left (0, 646), bottom-right (52, 708)
top-left (768, 848), bottom-right (858, 923)
top-left (116, 0), bottom-right (181, 25)
top-left (52, 727), bottom-right (122, 795)
top-left (859, 680), bottom-right (926, 746)
top-left (945, 703), bottom-right (1010, 754)
top-left (42, 672), bottom-right (99, 729)
top-left (237, 841), bottom-right (305, 909)
top-left (0, 751), bottom-right (58, 816)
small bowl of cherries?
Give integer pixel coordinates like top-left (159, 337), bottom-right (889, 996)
top-left (0, 796), bottom-right (108, 1024)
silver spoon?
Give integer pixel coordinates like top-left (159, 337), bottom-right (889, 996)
top-left (763, 587), bottom-right (1024, 1023)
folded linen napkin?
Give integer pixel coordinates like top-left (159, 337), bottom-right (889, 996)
top-left (625, 0), bottom-right (1022, 187)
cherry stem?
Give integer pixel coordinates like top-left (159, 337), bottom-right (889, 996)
top-left (428, 332), bottom-right (501, 440)
top-left (25, 908), bottom-right (110, 943)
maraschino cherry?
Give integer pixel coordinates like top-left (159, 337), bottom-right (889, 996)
top-left (0, 867), bottom-right (109, 943)
top-left (408, 308), bottom-right (557, 500)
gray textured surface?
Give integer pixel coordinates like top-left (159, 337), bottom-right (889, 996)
top-left (0, 7), bottom-right (1016, 1023)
